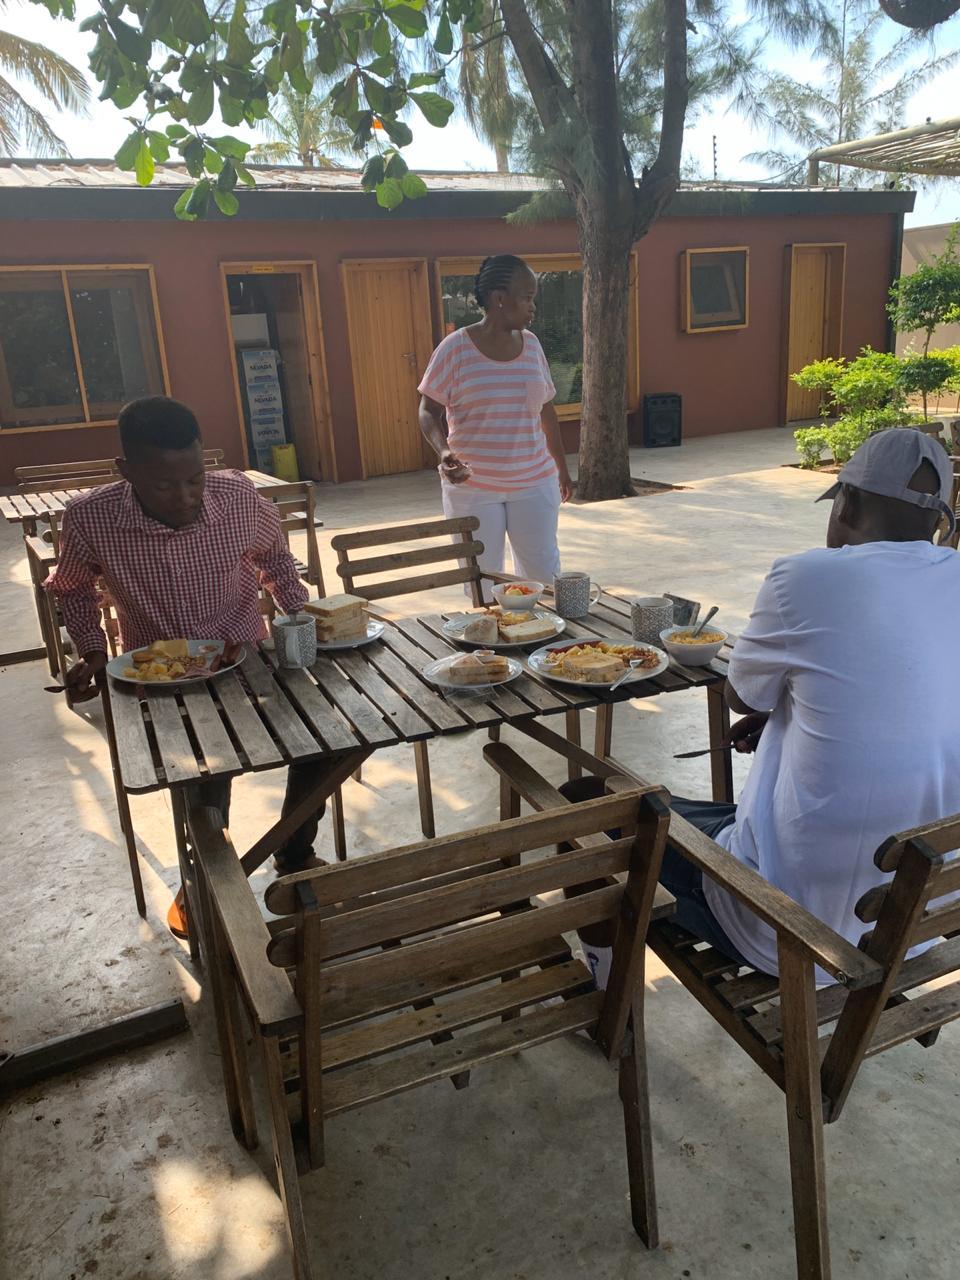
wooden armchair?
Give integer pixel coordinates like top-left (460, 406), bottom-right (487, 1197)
top-left (189, 770), bottom-right (674, 1280)
top-left (325, 515), bottom-right (496, 856)
top-left (256, 480), bottom-right (326, 610)
top-left (505, 724), bottom-right (960, 1279)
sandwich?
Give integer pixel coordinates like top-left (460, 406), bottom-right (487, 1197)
top-left (560, 650), bottom-right (625, 683)
top-left (499, 617), bottom-right (557, 644)
top-left (133, 638), bottom-right (189, 664)
top-left (462, 615), bottom-right (499, 644)
top-left (304, 593), bottom-right (368, 642)
top-left (446, 650), bottom-right (509, 685)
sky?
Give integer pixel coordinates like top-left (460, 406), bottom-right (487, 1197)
top-left (2, 0), bottom-right (959, 228)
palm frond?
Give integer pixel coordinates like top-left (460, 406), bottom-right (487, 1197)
top-left (0, 30), bottom-right (89, 115)
top-left (0, 72), bottom-right (69, 155)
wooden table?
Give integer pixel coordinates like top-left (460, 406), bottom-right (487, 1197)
top-left (102, 593), bottom-right (731, 959)
top-left (0, 469), bottom-right (291, 533)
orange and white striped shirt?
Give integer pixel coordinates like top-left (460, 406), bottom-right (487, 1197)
top-left (419, 328), bottom-right (557, 493)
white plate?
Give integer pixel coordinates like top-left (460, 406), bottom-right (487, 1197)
top-left (315, 619), bottom-right (385, 651)
top-left (441, 610), bottom-right (567, 650)
top-left (422, 654), bottom-right (524, 692)
top-left (526, 638), bottom-right (669, 688)
top-left (107, 639), bottom-right (245, 686)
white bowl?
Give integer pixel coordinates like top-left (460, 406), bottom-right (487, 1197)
top-left (491, 580), bottom-right (546, 611)
top-left (659, 625), bottom-right (727, 667)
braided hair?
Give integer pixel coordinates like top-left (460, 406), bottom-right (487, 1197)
top-left (474, 254), bottom-right (530, 311)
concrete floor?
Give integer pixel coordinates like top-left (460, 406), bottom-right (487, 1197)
top-left (1, 430), bottom-right (957, 1280)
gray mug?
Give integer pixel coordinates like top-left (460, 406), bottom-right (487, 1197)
top-left (271, 613), bottom-right (318, 668)
top-left (631, 596), bottom-right (674, 644)
top-left (553, 572), bottom-right (601, 619)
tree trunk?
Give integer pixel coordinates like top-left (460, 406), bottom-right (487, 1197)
top-left (494, 139), bottom-right (510, 173)
top-left (575, 220), bottom-right (636, 500)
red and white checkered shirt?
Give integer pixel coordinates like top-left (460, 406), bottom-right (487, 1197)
top-left (46, 470), bottom-right (309, 656)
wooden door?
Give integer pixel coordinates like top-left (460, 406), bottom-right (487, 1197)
top-left (342, 258), bottom-right (435, 477)
top-left (784, 244), bottom-right (846, 422)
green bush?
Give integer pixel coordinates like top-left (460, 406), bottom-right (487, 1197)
top-left (888, 223), bottom-right (960, 357)
top-left (795, 426), bottom-right (831, 468)
top-left (929, 345), bottom-right (960, 396)
top-left (825, 419), bottom-right (869, 466)
top-left (898, 354), bottom-right (956, 418)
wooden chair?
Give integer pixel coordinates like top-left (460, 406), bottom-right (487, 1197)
top-left (942, 457), bottom-right (960, 549)
top-left (256, 480), bottom-right (325, 608)
top-left (15, 449), bottom-right (224, 493)
top-left (326, 516), bottom-right (494, 858)
top-left (188, 764), bottom-right (673, 1280)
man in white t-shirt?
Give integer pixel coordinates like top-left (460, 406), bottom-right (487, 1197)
top-left (562, 428), bottom-right (960, 986)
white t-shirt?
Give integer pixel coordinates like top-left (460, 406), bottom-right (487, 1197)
top-left (705, 541), bottom-right (960, 978)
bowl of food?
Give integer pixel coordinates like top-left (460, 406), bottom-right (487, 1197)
top-left (491, 580), bottom-right (545, 610)
top-left (659, 625), bottom-right (727, 667)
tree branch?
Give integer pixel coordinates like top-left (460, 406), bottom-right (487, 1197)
top-left (498, 0), bottom-right (580, 134)
top-left (635, 0), bottom-right (688, 235)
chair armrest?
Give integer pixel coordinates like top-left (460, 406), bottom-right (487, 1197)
top-left (479, 571), bottom-right (528, 585)
top-left (666, 807), bottom-right (882, 989)
top-left (188, 808), bottom-right (303, 1036)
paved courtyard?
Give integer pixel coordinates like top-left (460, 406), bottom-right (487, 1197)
top-left (1, 430), bottom-right (956, 1280)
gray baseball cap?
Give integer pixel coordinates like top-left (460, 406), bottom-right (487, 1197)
top-left (817, 427), bottom-right (956, 537)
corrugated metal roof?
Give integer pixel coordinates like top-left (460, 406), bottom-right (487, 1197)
top-left (0, 159), bottom-right (546, 192)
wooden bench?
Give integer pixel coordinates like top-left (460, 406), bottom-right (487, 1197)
top-left (189, 766), bottom-right (674, 1280)
top-left (15, 449), bottom-right (224, 492)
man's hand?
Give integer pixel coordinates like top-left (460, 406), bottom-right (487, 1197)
top-left (723, 711), bottom-right (769, 754)
top-left (558, 468), bottom-right (574, 503)
top-left (66, 650), bottom-right (108, 701)
top-left (439, 449), bottom-right (471, 485)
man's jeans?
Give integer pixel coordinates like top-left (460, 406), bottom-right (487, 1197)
top-left (185, 761), bottom-right (328, 870)
top-left (558, 777), bottom-right (747, 964)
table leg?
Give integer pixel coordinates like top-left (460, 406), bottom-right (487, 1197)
top-left (594, 703), bottom-right (614, 759)
top-left (98, 672), bottom-right (146, 917)
top-left (565, 709), bottom-right (583, 782)
top-left (706, 684), bottom-right (734, 804)
top-left (172, 788), bottom-right (201, 966)
top-left (239, 748), bottom-right (372, 878)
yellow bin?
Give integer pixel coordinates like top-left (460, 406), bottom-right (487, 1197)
top-left (271, 443), bottom-right (300, 482)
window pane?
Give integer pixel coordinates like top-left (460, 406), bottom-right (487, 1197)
top-left (440, 267), bottom-right (584, 406)
top-left (69, 271), bottom-right (165, 417)
top-left (689, 251), bottom-right (747, 330)
top-left (0, 272), bottom-right (83, 427)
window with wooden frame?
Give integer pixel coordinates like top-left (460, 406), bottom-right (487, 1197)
top-left (0, 265), bottom-right (168, 431)
top-left (434, 253), bottom-right (639, 420)
top-left (682, 247), bottom-right (749, 333)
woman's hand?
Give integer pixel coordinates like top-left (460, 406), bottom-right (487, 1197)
top-left (558, 468), bottom-right (574, 503)
top-left (440, 449), bottom-right (471, 485)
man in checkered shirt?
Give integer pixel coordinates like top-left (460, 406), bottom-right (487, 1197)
top-left (46, 396), bottom-right (327, 938)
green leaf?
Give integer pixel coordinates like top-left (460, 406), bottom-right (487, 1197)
top-left (217, 159), bottom-right (238, 192)
top-left (407, 70), bottom-right (443, 88)
top-left (181, 136), bottom-right (205, 177)
top-left (361, 154), bottom-right (386, 190)
top-left (210, 135), bottom-right (251, 160)
top-left (226, 0), bottom-right (256, 64)
top-left (433, 12), bottom-right (453, 55)
top-left (219, 91), bottom-right (245, 127)
top-left (174, 188), bottom-right (196, 221)
top-left (109, 17), bottom-right (152, 63)
top-left (184, 177), bottom-right (211, 219)
top-left (400, 171), bottom-right (427, 200)
top-left (168, 0), bottom-right (213, 45)
top-left (166, 124), bottom-right (189, 140)
top-left (372, 17), bottom-right (391, 56)
top-left (410, 91), bottom-right (454, 127)
top-left (385, 3), bottom-right (428, 37)
top-left (112, 79), bottom-right (142, 110)
top-left (288, 63), bottom-right (312, 95)
top-left (144, 0), bottom-right (172, 41)
top-left (376, 177), bottom-right (404, 210)
top-left (148, 132), bottom-right (170, 163)
top-left (134, 140), bottom-right (154, 187)
top-left (185, 79), bottom-right (214, 125)
top-left (235, 164), bottom-right (256, 187)
top-left (203, 147), bottom-right (224, 174)
top-left (365, 54), bottom-right (395, 78)
top-left (381, 117), bottom-right (413, 147)
top-left (115, 129), bottom-right (143, 171)
top-left (384, 151), bottom-right (408, 178)
top-left (361, 73), bottom-right (391, 116)
top-left (213, 188), bottom-right (240, 216)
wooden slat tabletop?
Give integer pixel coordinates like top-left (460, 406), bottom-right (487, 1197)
top-left (106, 597), bottom-right (730, 796)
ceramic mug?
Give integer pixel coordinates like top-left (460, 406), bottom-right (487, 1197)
top-left (631, 596), bottom-right (675, 644)
top-left (271, 613), bottom-right (318, 669)
top-left (553, 571), bottom-right (602, 618)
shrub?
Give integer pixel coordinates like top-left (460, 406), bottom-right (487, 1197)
top-left (791, 357), bottom-right (846, 416)
top-left (888, 223), bottom-right (960, 357)
top-left (897, 354), bottom-right (957, 419)
top-left (795, 426), bottom-right (831, 468)
top-left (825, 419), bottom-right (870, 466)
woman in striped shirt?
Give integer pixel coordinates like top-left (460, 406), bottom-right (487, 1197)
top-left (418, 255), bottom-right (573, 594)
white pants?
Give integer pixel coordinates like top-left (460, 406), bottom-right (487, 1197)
top-left (442, 478), bottom-right (562, 594)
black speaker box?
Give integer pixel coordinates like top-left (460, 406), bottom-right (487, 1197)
top-left (642, 393), bottom-right (682, 448)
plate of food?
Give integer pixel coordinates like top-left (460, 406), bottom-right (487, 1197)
top-left (423, 650), bottom-right (523, 692)
top-left (526, 638), bottom-right (669, 688)
top-left (107, 639), bottom-right (245, 686)
top-left (303, 594), bottom-right (385, 650)
top-left (442, 607), bottom-right (566, 649)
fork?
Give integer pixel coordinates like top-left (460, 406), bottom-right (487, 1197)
top-left (609, 659), bottom-right (643, 693)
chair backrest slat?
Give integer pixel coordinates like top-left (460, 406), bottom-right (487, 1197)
top-left (875, 817), bottom-right (960, 871)
top-left (269, 837), bottom-right (635, 966)
top-left (257, 479), bottom-right (323, 593)
top-left (16, 449), bottom-right (223, 493)
top-left (264, 792), bottom-right (646, 916)
top-left (330, 516), bottom-right (484, 607)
